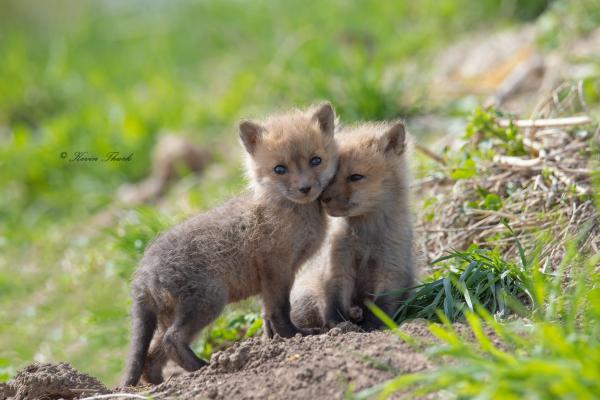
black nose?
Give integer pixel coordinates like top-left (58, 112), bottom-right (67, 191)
top-left (321, 196), bottom-right (331, 203)
top-left (299, 186), bottom-right (311, 194)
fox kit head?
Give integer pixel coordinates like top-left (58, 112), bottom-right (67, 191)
top-left (320, 121), bottom-right (407, 217)
top-left (239, 103), bottom-right (338, 204)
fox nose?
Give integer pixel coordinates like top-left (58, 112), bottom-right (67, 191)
top-left (299, 186), bottom-right (312, 194)
top-left (321, 196), bottom-right (331, 203)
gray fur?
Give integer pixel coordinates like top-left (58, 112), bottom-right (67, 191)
top-left (122, 104), bottom-right (338, 386)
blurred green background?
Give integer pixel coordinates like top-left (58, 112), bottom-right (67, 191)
top-left (0, 0), bottom-right (598, 386)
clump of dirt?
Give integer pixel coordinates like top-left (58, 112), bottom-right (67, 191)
top-left (0, 383), bottom-right (13, 400)
top-left (142, 321), bottom-right (436, 400)
top-left (2, 362), bottom-right (108, 400)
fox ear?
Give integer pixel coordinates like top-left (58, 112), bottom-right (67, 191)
top-left (381, 121), bottom-right (406, 155)
top-left (312, 102), bottom-right (336, 136)
top-left (239, 120), bottom-right (264, 155)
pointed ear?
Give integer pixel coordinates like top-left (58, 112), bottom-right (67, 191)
top-left (312, 102), bottom-right (336, 136)
top-left (381, 121), bottom-right (406, 155)
top-left (239, 120), bottom-right (264, 155)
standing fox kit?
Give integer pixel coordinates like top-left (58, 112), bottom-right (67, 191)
top-left (122, 103), bottom-right (338, 386)
top-left (290, 121), bottom-right (415, 330)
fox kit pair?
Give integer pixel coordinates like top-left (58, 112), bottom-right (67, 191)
top-left (122, 103), bottom-right (338, 386)
top-left (290, 121), bottom-right (415, 331)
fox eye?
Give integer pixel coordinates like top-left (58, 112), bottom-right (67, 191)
top-left (349, 174), bottom-right (364, 182)
top-left (310, 156), bottom-right (322, 166)
top-left (274, 165), bottom-right (287, 175)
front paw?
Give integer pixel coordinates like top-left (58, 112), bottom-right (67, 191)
top-left (348, 306), bottom-right (364, 322)
top-left (297, 327), bottom-right (323, 336)
top-left (325, 315), bottom-right (344, 330)
top-left (267, 320), bottom-right (302, 338)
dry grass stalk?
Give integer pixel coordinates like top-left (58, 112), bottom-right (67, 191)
top-left (415, 82), bottom-right (599, 272)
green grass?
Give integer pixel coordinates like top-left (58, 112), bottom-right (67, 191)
top-left (355, 231), bottom-right (600, 399)
top-left (394, 247), bottom-right (532, 323)
top-left (394, 222), bottom-right (536, 323)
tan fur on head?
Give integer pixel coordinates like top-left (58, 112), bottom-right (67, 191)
top-left (239, 103), bottom-right (338, 204)
top-left (321, 121), bottom-right (409, 217)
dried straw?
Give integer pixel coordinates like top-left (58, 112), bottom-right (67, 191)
top-left (415, 82), bottom-right (599, 272)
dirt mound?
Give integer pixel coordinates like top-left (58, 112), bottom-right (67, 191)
top-left (140, 321), bottom-right (435, 400)
top-left (3, 322), bottom-right (443, 399)
top-left (1, 362), bottom-right (108, 400)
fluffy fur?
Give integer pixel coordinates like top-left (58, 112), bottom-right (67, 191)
top-left (290, 121), bottom-right (415, 331)
top-left (121, 103), bottom-right (338, 386)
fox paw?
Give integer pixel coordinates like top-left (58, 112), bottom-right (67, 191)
top-left (348, 306), bottom-right (363, 322)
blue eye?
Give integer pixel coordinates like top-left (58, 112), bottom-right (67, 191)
top-left (274, 165), bottom-right (287, 175)
top-left (310, 156), bottom-right (322, 166)
top-left (349, 174), bottom-right (364, 182)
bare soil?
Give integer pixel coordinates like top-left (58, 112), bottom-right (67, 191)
top-left (2, 321), bottom-right (439, 400)
top-left (0, 362), bottom-right (108, 400)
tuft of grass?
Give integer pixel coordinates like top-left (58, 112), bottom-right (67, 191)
top-left (354, 241), bottom-right (600, 399)
top-left (465, 106), bottom-right (526, 157)
top-left (394, 224), bottom-right (534, 323)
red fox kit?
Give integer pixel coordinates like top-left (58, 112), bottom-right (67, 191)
top-left (290, 121), bottom-right (415, 330)
top-left (122, 103), bottom-right (338, 386)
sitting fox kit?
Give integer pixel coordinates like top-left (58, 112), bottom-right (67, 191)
top-left (291, 121), bottom-right (415, 330)
top-left (122, 103), bottom-right (338, 386)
